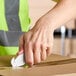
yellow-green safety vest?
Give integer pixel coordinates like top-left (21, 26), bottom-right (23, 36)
top-left (0, 0), bottom-right (30, 55)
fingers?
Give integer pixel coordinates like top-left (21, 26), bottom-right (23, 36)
top-left (41, 45), bottom-right (47, 61)
top-left (24, 42), bottom-right (34, 66)
top-left (33, 43), bottom-right (41, 64)
top-left (24, 42), bottom-right (51, 66)
top-left (19, 42), bottom-right (52, 67)
top-left (19, 31), bottom-right (53, 67)
top-left (23, 41), bottom-right (52, 66)
top-left (21, 41), bottom-right (52, 66)
top-left (25, 42), bottom-right (41, 66)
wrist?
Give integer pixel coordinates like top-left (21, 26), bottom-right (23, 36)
top-left (41, 14), bottom-right (58, 32)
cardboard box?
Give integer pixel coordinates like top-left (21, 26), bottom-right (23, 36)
top-left (0, 54), bottom-right (76, 76)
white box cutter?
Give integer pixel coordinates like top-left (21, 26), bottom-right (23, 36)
top-left (11, 53), bottom-right (25, 67)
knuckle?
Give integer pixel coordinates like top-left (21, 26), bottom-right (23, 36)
top-left (41, 44), bottom-right (47, 49)
top-left (26, 42), bottom-right (32, 48)
top-left (34, 42), bottom-right (40, 48)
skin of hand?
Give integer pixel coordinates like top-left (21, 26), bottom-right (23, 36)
top-left (19, 0), bottom-right (76, 66)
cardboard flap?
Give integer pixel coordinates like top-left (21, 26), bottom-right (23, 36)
top-left (0, 54), bottom-right (76, 76)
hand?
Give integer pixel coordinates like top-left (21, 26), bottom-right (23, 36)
top-left (19, 0), bottom-right (76, 67)
top-left (19, 17), bottom-right (54, 66)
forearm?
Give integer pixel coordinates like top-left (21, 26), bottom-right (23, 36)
top-left (40, 0), bottom-right (76, 30)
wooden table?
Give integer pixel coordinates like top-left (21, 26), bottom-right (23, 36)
top-left (0, 54), bottom-right (76, 76)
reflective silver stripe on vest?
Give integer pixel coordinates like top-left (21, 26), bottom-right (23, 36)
top-left (0, 31), bottom-right (24, 46)
top-left (5, 0), bottom-right (21, 31)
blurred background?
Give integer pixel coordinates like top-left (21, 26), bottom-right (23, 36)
top-left (29, 0), bottom-right (76, 57)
